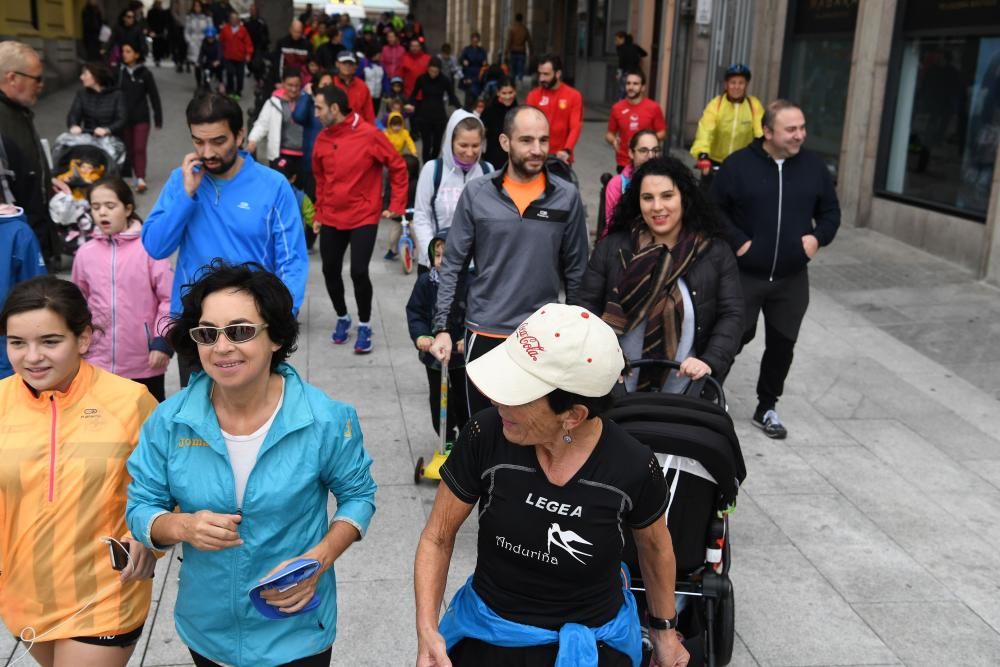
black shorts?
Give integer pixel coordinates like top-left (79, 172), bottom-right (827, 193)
top-left (449, 637), bottom-right (631, 666)
top-left (190, 646), bottom-right (332, 666)
top-left (71, 624), bottom-right (144, 648)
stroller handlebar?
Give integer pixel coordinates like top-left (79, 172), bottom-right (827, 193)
top-left (625, 358), bottom-right (727, 408)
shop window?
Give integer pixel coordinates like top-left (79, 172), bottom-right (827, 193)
top-left (780, 0), bottom-right (858, 179)
top-left (877, 2), bottom-right (1000, 220)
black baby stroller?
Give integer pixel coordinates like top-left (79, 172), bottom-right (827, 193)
top-left (52, 132), bottom-right (126, 183)
top-left (606, 359), bottom-right (746, 667)
top-left (50, 132), bottom-right (126, 255)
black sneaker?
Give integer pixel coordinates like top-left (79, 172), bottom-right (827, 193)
top-left (752, 408), bottom-right (787, 439)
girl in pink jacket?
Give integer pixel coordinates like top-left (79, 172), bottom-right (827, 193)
top-left (72, 177), bottom-right (174, 401)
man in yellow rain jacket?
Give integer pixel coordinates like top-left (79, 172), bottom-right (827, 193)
top-left (690, 64), bottom-right (763, 175)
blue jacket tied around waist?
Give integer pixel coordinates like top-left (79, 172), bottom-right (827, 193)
top-left (439, 568), bottom-right (642, 666)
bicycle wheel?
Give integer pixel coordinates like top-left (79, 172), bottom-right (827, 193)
top-left (401, 240), bottom-right (414, 274)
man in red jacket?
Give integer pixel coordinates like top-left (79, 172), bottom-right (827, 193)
top-left (332, 51), bottom-right (375, 123)
top-left (399, 38), bottom-right (430, 97)
top-left (526, 54), bottom-right (583, 163)
top-left (219, 10), bottom-right (253, 99)
top-left (312, 85), bottom-right (407, 354)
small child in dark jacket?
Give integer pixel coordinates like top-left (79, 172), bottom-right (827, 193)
top-left (197, 27), bottom-right (224, 92)
top-left (406, 229), bottom-right (469, 441)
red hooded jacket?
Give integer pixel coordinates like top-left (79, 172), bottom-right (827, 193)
top-left (313, 112), bottom-right (408, 230)
top-left (333, 75), bottom-right (375, 123)
top-left (399, 51), bottom-right (431, 97)
top-left (220, 23), bottom-right (254, 62)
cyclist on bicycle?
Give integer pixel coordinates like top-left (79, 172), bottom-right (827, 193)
top-left (690, 64), bottom-right (763, 180)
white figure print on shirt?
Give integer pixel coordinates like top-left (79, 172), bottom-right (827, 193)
top-left (547, 523), bottom-right (593, 564)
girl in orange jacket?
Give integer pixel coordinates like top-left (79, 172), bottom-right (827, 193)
top-left (0, 276), bottom-right (159, 667)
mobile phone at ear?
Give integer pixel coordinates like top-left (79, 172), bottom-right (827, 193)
top-left (107, 539), bottom-right (130, 571)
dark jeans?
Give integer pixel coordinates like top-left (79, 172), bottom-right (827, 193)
top-left (738, 267), bottom-right (810, 411)
top-left (418, 119), bottom-right (446, 163)
top-left (191, 647), bottom-right (332, 667)
top-left (319, 224), bottom-right (379, 322)
top-left (224, 59), bottom-right (245, 94)
top-left (425, 363), bottom-right (470, 441)
top-left (464, 331), bottom-right (506, 416)
top-left (508, 51), bottom-right (527, 82)
top-left (134, 374), bottom-right (166, 402)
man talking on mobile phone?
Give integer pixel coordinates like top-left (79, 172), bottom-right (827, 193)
top-left (143, 92), bottom-right (308, 386)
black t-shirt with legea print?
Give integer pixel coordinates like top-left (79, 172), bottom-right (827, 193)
top-left (440, 407), bottom-right (669, 630)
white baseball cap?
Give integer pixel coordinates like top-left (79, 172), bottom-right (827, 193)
top-left (467, 304), bottom-right (625, 406)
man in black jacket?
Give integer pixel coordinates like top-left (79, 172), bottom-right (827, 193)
top-left (245, 3), bottom-right (270, 84)
top-left (271, 20), bottom-right (311, 84)
top-left (712, 99), bottom-right (840, 439)
top-left (0, 42), bottom-right (61, 270)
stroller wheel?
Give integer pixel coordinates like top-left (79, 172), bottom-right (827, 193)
top-left (714, 578), bottom-right (735, 666)
top-left (414, 456), bottom-right (425, 484)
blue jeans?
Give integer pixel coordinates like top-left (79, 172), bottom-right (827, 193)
top-left (509, 52), bottom-right (526, 82)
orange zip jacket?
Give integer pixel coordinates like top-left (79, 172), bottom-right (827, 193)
top-left (0, 361), bottom-right (158, 640)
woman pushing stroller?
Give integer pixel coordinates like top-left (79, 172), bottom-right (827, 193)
top-left (579, 156), bottom-right (743, 393)
top-left (415, 303), bottom-right (689, 667)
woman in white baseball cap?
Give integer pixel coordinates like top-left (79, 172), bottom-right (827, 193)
top-left (414, 303), bottom-right (689, 667)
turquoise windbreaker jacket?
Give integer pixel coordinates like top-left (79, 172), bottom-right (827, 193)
top-left (141, 151), bottom-right (308, 316)
top-left (126, 364), bottom-right (376, 666)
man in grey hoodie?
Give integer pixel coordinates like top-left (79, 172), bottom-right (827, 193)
top-left (430, 105), bottom-right (589, 415)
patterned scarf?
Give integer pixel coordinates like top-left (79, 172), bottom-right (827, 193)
top-left (602, 225), bottom-right (705, 390)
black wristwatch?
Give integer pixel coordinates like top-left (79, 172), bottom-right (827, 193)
top-left (647, 614), bottom-right (678, 631)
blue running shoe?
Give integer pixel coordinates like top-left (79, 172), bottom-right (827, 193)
top-left (354, 325), bottom-right (373, 354)
top-left (332, 316), bottom-right (351, 344)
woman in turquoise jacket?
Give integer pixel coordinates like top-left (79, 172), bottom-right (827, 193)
top-left (126, 260), bottom-right (376, 667)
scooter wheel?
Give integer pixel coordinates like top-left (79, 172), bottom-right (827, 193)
top-left (414, 456), bottom-right (425, 484)
top-left (401, 243), bottom-right (414, 274)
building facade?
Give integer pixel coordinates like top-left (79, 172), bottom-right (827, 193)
top-left (1, 0), bottom-right (88, 88)
top-left (652, 0), bottom-right (997, 280)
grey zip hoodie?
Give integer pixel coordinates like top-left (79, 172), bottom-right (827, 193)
top-left (433, 166), bottom-right (589, 336)
top-left (412, 109), bottom-right (493, 267)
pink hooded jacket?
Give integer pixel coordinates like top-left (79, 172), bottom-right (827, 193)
top-left (72, 221), bottom-right (174, 379)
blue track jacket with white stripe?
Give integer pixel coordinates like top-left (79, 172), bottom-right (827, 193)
top-left (142, 151), bottom-right (307, 315)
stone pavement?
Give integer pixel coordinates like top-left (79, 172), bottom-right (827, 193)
top-left (3, 66), bottom-right (1000, 666)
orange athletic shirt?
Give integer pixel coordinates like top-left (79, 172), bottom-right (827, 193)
top-left (503, 173), bottom-right (545, 216)
top-left (0, 361), bottom-right (158, 640)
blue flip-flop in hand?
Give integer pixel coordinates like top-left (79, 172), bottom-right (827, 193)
top-left (248, 558), bottom-right (322, 620)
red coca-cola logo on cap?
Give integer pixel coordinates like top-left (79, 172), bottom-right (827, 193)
top-left (516, 322), bottom-right (545, 361)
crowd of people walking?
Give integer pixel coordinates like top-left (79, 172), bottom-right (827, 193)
top-left (0, 3), bottom-right (842, 666)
